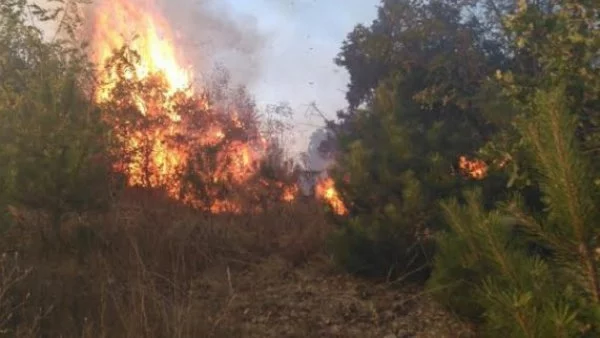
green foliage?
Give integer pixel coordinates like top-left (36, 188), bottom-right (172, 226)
top-left (328, 205), bottom-right (435, 280)
top-left (331, 0), bottom-right (600, 334)
top-left (430, 54), bottom-right (600, 338)
top-left (0, 0), bottom-right (114, 238)
top-left (326, 0), bottom-right (508, 280)
top-left (429, 188), bottom-right (585, 337)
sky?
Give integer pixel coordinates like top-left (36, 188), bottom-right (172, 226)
top-left (217, 0), bottom-right (380, 158)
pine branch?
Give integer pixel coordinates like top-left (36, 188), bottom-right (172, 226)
top-left (521, 86), bottom-right (600, 302)
top-left (502, 199), bottom-right (576, 260)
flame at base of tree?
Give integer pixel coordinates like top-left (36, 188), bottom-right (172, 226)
top-left (315, 177), bottom-right (348, 215)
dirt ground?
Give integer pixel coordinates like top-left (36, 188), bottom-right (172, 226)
top-left (196, 256), bottom-right (475, 338)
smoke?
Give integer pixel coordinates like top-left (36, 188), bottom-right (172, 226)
top-left (154, 0), bottom-right (266, 87)
top-left (305, 127), bottom-right (332, 171)
top-left (76, 0), bottom-right (266, 88)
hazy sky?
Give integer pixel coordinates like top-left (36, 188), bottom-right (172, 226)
top-left (218, 0), bottom-right (380, 157)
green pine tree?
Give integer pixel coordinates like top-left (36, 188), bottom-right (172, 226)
top-left (428, 2), bottom-right (600, 335)
top-left (429, 84), bottom-right (600, 338)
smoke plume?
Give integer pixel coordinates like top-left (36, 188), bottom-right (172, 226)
top-left (154, 0), bottom-right (266, 87)
top-left (78, 0), bottom-right (266, 87)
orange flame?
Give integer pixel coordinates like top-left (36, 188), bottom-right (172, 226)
top-left (92, 0), bottom-right (192, 104)
top-left (282, 184), bottom-right (298, 202)
top-left (91, 0), bottom-right (191, 196)
top-left (257, 178), bottom-right (298, 203)
top-left (89, 0), bottom-right (270, 212)
top-left (315, 177), bottom-right (347, 215)
top-left (458, 156), bottom-right (488, 180)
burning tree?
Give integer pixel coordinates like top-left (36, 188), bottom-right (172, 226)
top-left (89, 0), bottom-right (298, 213)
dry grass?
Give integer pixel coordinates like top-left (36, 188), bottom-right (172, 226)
top-left (0, 189), bottom-right (473, 337)
top-left (0, 189), bottom-right (333, 337)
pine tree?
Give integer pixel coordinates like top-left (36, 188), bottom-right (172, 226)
top-left (428, 1), bottom-right (600, 334)
top-left (429, 86), bottom-right (600, 336)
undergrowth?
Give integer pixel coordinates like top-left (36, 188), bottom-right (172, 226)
top-left (0, 189), bottom-right (332, 337)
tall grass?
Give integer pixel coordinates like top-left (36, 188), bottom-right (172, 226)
top-left (0, 189), bottom-right (332, 337)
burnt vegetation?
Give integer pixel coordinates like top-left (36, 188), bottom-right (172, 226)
top-left (1, 0), bottom-right (600, 337)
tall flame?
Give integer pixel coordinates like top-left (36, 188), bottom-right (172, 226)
top-left (88, 0), bottom-right (295, 212)
top-left (90, 0), bottom-right (192, 198)
top-left (315, 177), bottom-right (347, 215)
top-left (92, 0), bottom-right (192, 103)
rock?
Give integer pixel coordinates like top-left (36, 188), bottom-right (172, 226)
top-left (383, 334), bottom-right (397, 338)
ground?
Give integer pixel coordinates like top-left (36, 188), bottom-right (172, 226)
top-left (198, 256), bottom-right (475, 338)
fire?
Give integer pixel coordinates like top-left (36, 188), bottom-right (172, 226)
top-left (90, 0), bottom-right (192, 196)
top-left (92, 0), bottom-right (192, 104)
top-left (458, 156), bottom-right (488, 180)
top-left (88, 0), bottom-right (274, 212)
top-left (257, 178), bottom-right (298, 203)
top-left (87, 0), bottom-right (299, 212)
top-left (315, 177), bottom-right (347, 215)
top-left (282, 185), bottom-right (298, 202)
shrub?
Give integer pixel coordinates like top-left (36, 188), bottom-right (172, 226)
top-left (428, 87), bottom-right (600, 336)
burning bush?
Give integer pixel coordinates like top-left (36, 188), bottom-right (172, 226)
top-left (89, 0), bottom-right (298, 213)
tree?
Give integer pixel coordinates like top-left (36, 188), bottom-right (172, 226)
top-left (335, 0), bottom-right (511, 110)
top-left (326, 0), bottom-right (509, 279)
top-left (430, 86), bottom-right (600, 338)
top-left (0, 0), bottom-right (114, 240)
top-left (428, 1), bottom-right (600, 335)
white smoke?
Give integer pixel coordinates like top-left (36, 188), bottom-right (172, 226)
top-left (57, 0), bottom-right (268, 88)
top-left (153, 0), bottom-right (266, 87)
